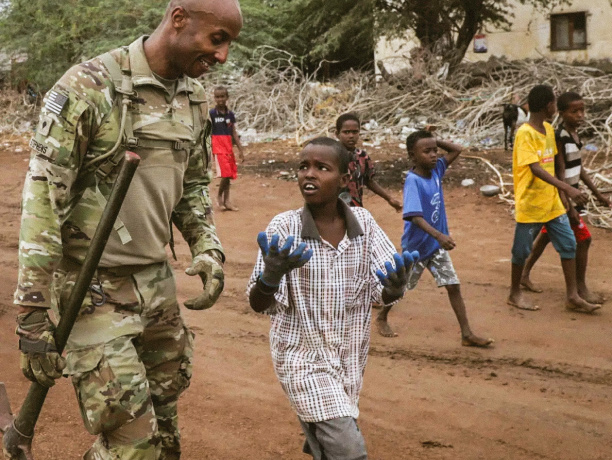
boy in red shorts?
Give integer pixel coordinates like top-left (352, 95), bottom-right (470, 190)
top-left (521, 91), bottom-right (611, 304)
top-left (210, 86), bottom-right (244, 211)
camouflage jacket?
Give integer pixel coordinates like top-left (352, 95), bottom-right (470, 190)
top-left (15, 36), bottom-right (223, 308)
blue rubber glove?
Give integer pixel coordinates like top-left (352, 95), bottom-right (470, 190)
top-left (376, 250), bottom-right (419, 298)
top-left (257, 232), bottom-right (313, 287)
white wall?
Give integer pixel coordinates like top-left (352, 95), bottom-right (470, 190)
top-left (375, 0), bottom-right (612, 73)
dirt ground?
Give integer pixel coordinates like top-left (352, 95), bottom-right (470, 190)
top-left (1, 136), bottom-right (611, 460)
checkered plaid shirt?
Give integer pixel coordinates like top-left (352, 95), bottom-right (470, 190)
top-left (247, 202), bottom-right (399, 422)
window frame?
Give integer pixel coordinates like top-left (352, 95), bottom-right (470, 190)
top-left (550, 11), bottom-right (588, 51)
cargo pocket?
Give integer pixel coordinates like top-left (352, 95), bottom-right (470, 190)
top-left (65, 338), bottom-right (149, 435)
top-left (176, 326), bottom-right (195, 395)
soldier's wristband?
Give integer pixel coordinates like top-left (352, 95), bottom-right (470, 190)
top-left (19, 336), bottom-right (58, 354)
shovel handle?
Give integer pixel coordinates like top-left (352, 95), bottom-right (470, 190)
top-left (4, 152), bottom-right (140, 456)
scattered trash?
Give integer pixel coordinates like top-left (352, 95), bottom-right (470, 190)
top-left (461, 178), bottom-right (475, 187)
top-left (585, 144), bottom-right (598, 152)
top-left (363, 119), bottom-right (379, 131)
top-left (480, 184), bottom-right (501, 196)
top-left (397, 117), bottom-right (411, 126)
top-left (480, 137), bottom-right (499, 147)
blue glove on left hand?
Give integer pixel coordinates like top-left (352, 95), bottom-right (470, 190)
top-left (257, 232), bottom-right (313, 287)
top-left (376, 250), bottom-right (419, 298)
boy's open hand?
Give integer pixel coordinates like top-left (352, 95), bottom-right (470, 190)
top-left (258, 232), bottom-right (313, 286)
top-left (377, 251), bottom-right (419, 298)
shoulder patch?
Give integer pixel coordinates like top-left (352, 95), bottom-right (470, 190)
top-left (44, 90), bottom-right (69, 116)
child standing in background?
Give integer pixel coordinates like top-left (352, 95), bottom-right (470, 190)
top-left (210, 86), bottom-right (244, 211)
top-left (335, 113), bottom-right (403, 212)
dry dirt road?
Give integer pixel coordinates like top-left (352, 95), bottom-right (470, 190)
top-left (0, 138), bottom-right (611, 459)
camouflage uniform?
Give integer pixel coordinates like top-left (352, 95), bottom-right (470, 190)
top-left (14, 36), bottom-right (223, 459)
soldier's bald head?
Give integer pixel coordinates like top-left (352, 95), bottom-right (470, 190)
top-left (147, 0), bottom-right (242, 79)
top-left (166, 0), bottom-right (242, 23)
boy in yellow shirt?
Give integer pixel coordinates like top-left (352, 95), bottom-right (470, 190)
top-left (508, 85), bottom-right (600, 313)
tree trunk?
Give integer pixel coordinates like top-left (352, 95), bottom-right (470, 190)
top-left (447, 0), bottom-right (485, 74)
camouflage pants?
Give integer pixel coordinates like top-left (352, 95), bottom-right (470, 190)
top-left (52, 261), bottom-right (194, 460)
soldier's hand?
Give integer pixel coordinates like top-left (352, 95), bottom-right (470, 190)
top-left (184, 251), bottom-right (224, 310)
top-left (16, 309), bottom-right (66, 388)
top-left (257, 232), bottom-right (312, 287)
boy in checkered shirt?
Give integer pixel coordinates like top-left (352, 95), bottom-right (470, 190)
top-left (247, 137), bottom-right (417, 459)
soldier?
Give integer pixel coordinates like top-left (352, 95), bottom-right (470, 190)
top-left (11, 1), bottom-right (242, 459)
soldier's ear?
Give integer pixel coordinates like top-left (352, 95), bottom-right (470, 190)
top-left (170, 6), bottom-right (189, 30)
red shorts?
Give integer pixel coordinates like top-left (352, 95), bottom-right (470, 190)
top-left (214, 152), bottom-right (237, 180)
top-left (541, 215), bottom-right (591, 242)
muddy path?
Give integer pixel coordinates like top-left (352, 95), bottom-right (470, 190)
top-left (1, 136), bottom-right (611, 459)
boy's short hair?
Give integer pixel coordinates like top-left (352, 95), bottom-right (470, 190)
top-left (305, 137), bottom-right (350, 174)
top-left (527, 85), bottom-right (555, 113)
top-left (335, 113), bottom-right (360, 133)
top-left (214, 86), bottom-right (229, 95)
top-left (557, 91), bottom-right (583, 112)
top-left (405, 130), bottom-right (434, 154)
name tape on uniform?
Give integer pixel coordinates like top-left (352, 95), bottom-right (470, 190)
top-left (29, 138), bottom-right (58, 160)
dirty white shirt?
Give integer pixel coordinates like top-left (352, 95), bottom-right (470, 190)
top-left (247, 202), bottom-right (399, 422)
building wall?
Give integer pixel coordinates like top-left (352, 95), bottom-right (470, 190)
top-left (375, 0), bottom-right (612, 73)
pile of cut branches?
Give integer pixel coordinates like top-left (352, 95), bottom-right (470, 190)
top-left (0, 88), bottom-right (38, 137)
top-left (208, 49), bottom-right (612, 229)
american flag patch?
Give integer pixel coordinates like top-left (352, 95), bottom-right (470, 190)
top-left (44, 90), bottom-right (68, 116)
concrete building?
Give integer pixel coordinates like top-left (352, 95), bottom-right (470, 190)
top-left (376, 0), bottom-right (612, 74)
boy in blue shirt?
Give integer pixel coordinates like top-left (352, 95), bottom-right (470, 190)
top-left (376, 130), bottom-right (493, 348)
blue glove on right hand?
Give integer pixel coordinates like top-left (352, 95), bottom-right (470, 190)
top-left (257, 232), bottom-right (313, 287)
top-left (376, 250), bottom-right (419, 298)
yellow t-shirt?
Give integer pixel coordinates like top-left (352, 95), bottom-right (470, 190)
top-left (512, 122), bottom-right (566, 223)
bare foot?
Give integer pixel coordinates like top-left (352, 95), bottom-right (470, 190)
top-left (225, 205), bottom-right (239, 212)
top-left (461, 334), bottom-right (494, 348)
top-left (216, 200), bottom-right (227, 211)
top-left (566, 298), bottom-right (601, 314)
top-left (520, 278), bottom-right (543, 293)
top-left (507, 296), bottom-right (540, 311)
top-left (578, 290), bottom-right (605, 305)
top-left (375, 318), bottom-right (398, 337)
